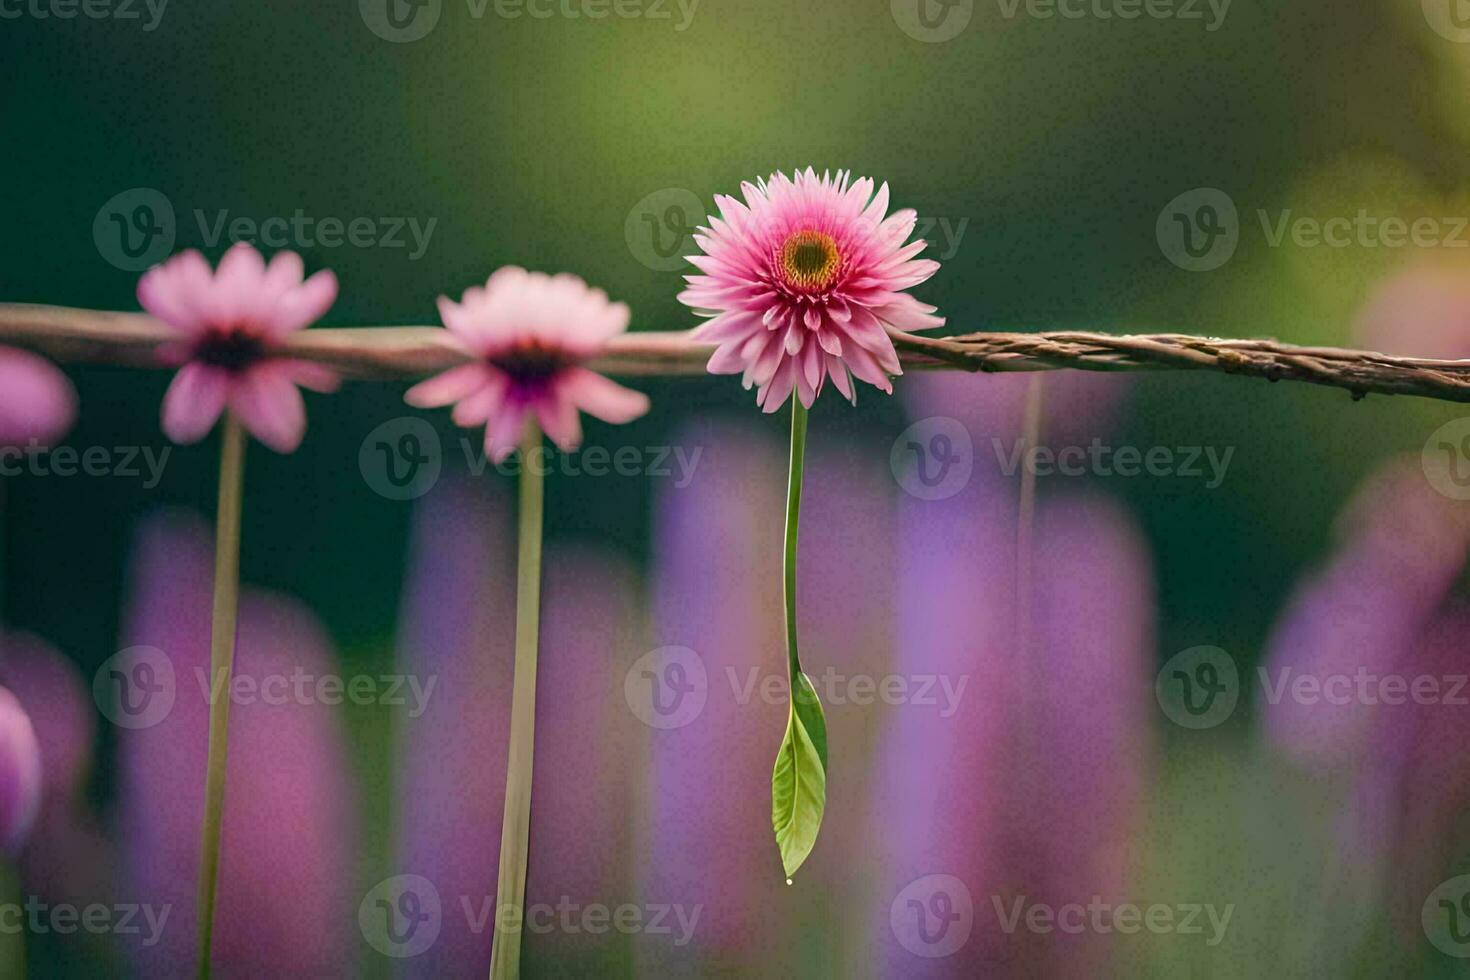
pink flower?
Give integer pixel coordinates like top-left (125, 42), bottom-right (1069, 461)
top-left (678, 168), bottom-right (945, 411)
top-left (405, 267), bottom-right (651, 463)
top-left (0, 346), bottom-right (76, 448)
top-left (137, 242), bottom-right (340, 453)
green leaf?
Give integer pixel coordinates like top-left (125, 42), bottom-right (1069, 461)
top-left (771, 671), bottom-right (828, 879)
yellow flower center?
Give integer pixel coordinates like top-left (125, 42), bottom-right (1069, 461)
top-left (779, 230), bottom-right (840, 290)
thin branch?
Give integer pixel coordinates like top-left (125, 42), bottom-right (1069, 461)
top-left (3, 303), bottom-right (1470, 402)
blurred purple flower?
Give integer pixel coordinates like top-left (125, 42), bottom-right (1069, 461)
top-left (1260, 459), bottom-right (1470, 768)
top-left (0, 684), bottom-right (41, 857)
top-left (1259, 457), bottom-right (1470, 942)
top-left (0, 631), bottom-right (113, 908)
top-left (523, 545), bottom-right (642, 964)
top-left (114, 511), bottom-right (357, 976)
top-left (875, 374), bottom-right (1154, 977)
top-left (0, 346), bottom-right (76, 448)
top-left (390, 482), bottom-right (646, 974)
top-left (902, 369), bottom-right (1130, 452)
top-left (640, 421), bottom-right (788, 972)
top-left (392, 480), bottom-right (514, 978)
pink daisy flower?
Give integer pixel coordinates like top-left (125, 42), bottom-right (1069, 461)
top-left (679, 168), bottom-right (946, 411)
top-left (137, 242), bottom-right (340, 454)
top-left (405, 267), bottom-right (651, 463)
top-left (0, 346), bottom-right (77, 448)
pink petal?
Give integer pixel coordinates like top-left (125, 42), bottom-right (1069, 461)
top-left (450, 376), bottom-right (505, 427)
top-left (534, 392), bottom-right (583, 452)
top-left (485, 402), bottom-right (528, 464)
top-left (137, 251), bottom-right (214, 336)
top-left (265, 268), bottom-right (337, 338)
top-left (273, 359), bottom-right (340, 394)
top-left (160, 363), bottom-right (229, 445)
top-left (405, 363), bottom-right (493, 409)
top-left (228, 364), bottom-right (307, 453)
top-left (213, 242), bottom-right (268, 319)
top-left (561, 368), bottom-right (650, 425)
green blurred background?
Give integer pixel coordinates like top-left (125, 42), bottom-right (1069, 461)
top-left (5, 0), bottom-right (1470, 974)
top-left (5, 0), bottom-right (1466, 674)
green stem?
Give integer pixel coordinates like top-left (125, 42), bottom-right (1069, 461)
top-left (783, 401), bottom-right (808, 680)
top-left (489, 423), bottom-right (545, 980)
top-left (195, 413), bottom-right (246, 980)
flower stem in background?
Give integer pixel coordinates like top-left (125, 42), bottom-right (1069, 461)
top-left (1014, 375), bottom-right (1045, 762)
top-left (771, 401), bottom-right (828, 881)
top-left (0, 860), bottom-right (22, 978)
top-left (1015, 374), bottom-right (1045, 662)
top-left (195, 413), bottom-right (246, 980)
top-left (489, 423), bottom-right (545, 980)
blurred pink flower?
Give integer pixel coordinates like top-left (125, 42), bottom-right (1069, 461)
top-left (114, 511), bottom-right (357, 976)
top-left (0, 684), bottom-right (41, 857)
top-left (138, 242), bottom-right (340, 452)
top-left (392, 480), bottom-right (514, 977)
top-left (680, 168), bottom-right (945, 410)
top-left (1353, 260), bottom-right (1470, 359)
top-left (0, 346), bottom-right (76, 448)
top-left (405, 267), bottom-right (650, 462)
